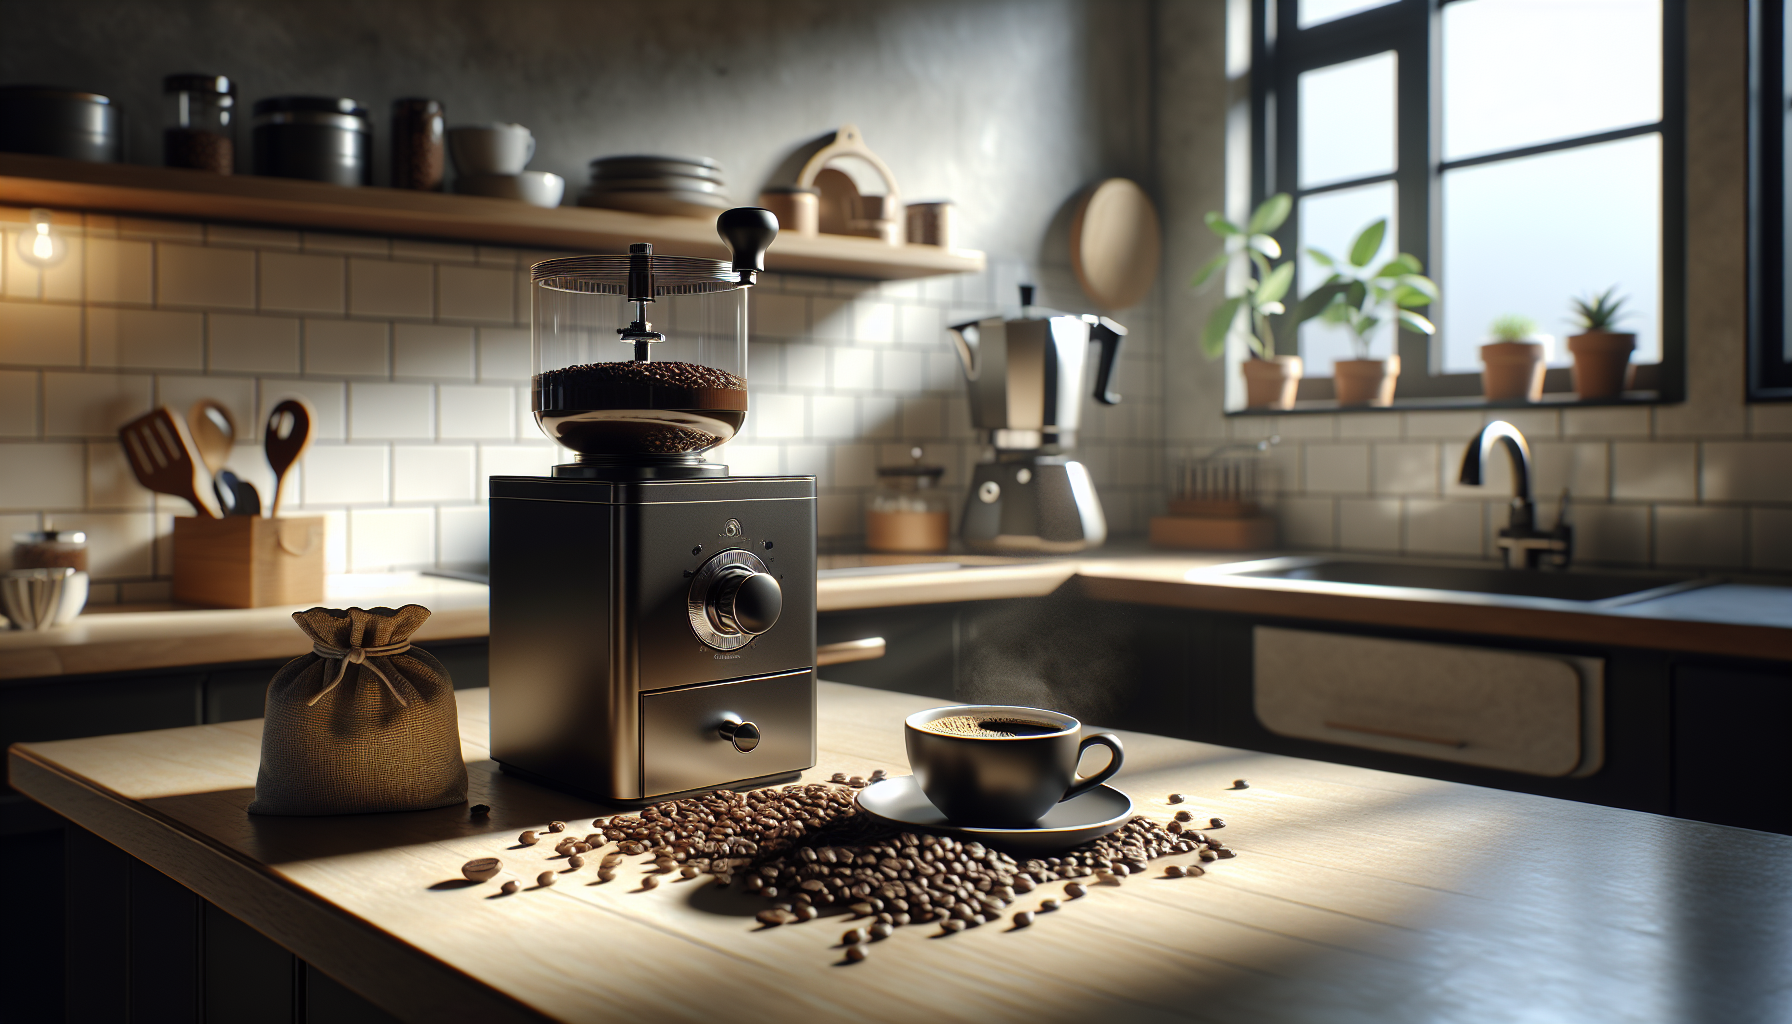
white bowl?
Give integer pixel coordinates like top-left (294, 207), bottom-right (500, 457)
top-left (577, 187), bottom-right (732, 218)
top-left (454, 171), bottom-right (565, 207)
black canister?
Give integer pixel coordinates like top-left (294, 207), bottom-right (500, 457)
top-left (0, 85), bottom-right (121, 162)
top-left (252, 96), bottom-right (370, 186)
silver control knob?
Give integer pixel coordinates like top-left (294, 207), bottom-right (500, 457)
top-left (711, 567), bottom-right (782, 635)
top-left (719, 713), bottom-right (760, 753)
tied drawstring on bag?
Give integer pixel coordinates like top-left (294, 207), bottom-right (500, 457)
top-left (308, 640), bottom-right (413, 707)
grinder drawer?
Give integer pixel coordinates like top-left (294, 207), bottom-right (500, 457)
top-left (640, 669), bottom-right (816, 798)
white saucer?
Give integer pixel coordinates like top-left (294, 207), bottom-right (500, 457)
top-left (855, 775), bottom-right (1133, 853)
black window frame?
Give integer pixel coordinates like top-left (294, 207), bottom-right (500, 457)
top-left (1749, 0), bottom-right (1792, 400)
top-left (1243, 0), bottom-right (1686, 413)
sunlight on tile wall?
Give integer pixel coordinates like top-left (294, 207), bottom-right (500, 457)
top-left (0, 208), bottom-right (1162, 600)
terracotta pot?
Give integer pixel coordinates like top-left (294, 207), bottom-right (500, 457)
top-left (1480, 340), bottom-right (1546, 402)
top-left (1567, 332), bottom-right (1636, 399)
top-left (1241, 355), bottom-right (1302, 410)
top-left (1333, 354), bottom-right (1400, 407)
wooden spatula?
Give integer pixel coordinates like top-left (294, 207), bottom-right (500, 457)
top-left (118, 407), bottom-right (220, 518)
top-left (264, 398), bottom-right (314, 518)
top-left (187, 399), bottom-right (237, 513)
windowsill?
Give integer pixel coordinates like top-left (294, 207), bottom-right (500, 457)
top-left (1228, 390), bottom-right (1666, 415)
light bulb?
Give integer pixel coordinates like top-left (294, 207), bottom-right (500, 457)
top-left (17, 208), bottom-right (67, 268)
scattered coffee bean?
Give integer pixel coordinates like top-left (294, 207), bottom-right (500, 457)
top-left (848, 776), bottom-right (866, 788)
top-left (843, 927), bottom-right (868, 945)
top-left (1065, 882), bottom-right (1087, 899)
top-left (461, 857), bottom-right (502, 882)
top-left (1199, 850), bottom-right (1217, 862)
top-left (850, 901), bottom-right (874, 917)
top-left (1174, 810), bottom-right (1193, 822)
top-left (536, 871), bottom-right (556, 887)
top-left (500, 880), bottom-right (520, 895)
top-left (831, 772), bottom-right (848, 783)
top-left (598, 868), bottom-right (617, 882)
top-left (870, 921), bottom-right (893, 940)
top-left (1217, 848), bottom-right (1237, 859)
top-left (1168, 793), bottom-right (1187, 804)
top-left (869, 768), bottom-right (888, 781)
top-left (567, 855), bottom-right (585, 869)
top-left (1167, 820), bottom-right (1184, 834)
top-left (891, 912), bottom-right (910, 926)
top-left (1209, 817), bottom-right (1226, 829)
top-left (967, 914), bottom-right (985, 928)
top-left (795, 904), bottom-right (818, 921)
top-left (1164, 864), bottom-right (1186, 878)
top-left (1039, 898), bottom-right (1061, 912)
top-left (1231, 780), bottom-right (1249, 790)
top-left (758, 908), bottom-right (799, 926)
top-left (681, 865), bottom-right (700, 879)
top-left (1186, 864), bottom-right (1206, 877)
top-left (547, 821), bottom-right (567, 833)
top-left (469, 804), bottom-right (490, 817)
top-left (846, 943), bottom-right (869, 962)
top-left (518, 830), bottom-right (539, 845)
top-left (573, 842), bottom-right (593, 854)
top-left (641, 875), bottom-right (659, 890)
top-left (601, 853), bottom-right (624, 868)
top-left (591, 817), bottom-right (609, 828)
top-left (942, 919), bottom-right (966, 933)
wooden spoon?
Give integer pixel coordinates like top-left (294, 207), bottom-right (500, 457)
top-left (187, 400), bottom-right (236, 513)
top-left (264, 398), bottom-right (314, 518)
top-left (118, 407), bottom-right (220, 518)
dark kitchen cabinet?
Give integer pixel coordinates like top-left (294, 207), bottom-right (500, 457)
top-left (1671, 663), bottom-right (1792, 833)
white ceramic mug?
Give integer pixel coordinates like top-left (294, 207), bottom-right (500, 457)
top-left (1, 567), bottom-right (88, 630)
top-left (447, 123), bottom-right (535, 176)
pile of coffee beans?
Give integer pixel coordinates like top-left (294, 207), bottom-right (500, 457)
top-left (470, 773), bottom-right (1239, 963)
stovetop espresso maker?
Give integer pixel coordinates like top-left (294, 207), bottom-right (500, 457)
top-left (488, 208), bottom-right (818, 803)
top-left (948, 286), bottom-right (1126, 552)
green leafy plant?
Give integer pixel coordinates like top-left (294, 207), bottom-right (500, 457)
top-left (1192, 193), bottom-right (1294, 360)
top-left (1489, 314), bottom-right (1538, 342)
top-left (1569, 287), bottom-right (1629, 333)
top-left (1289, 219), bottom-right (1438, 360)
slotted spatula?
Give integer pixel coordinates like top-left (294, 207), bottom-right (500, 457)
top-left (264, 398), bottom-right (314, 517)
top-left (118, 407), bottom-right (220, 518)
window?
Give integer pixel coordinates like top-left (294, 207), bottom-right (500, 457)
top-left (1250, 0), bottom-right (1684, 406)
top-left (1750, 0), bottom-right (1792, 399)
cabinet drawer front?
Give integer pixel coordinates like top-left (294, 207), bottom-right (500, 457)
top-left (1253, 627), bottom-right (1603, 777)
top-left (640, 670), bottom-right (816, 797)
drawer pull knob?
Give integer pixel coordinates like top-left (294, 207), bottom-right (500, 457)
top-left (1323, 720), bottom-right (1467, 749)
top-left (719, 713), bottom-right (761, 753)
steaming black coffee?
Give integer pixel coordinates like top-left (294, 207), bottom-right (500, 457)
top-left (919, 715), bottom-right (1062, 739)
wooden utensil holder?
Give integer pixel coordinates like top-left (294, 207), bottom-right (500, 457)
top-left (173, 516), bottom-right (325, 608)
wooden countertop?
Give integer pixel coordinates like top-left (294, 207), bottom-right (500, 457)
top-left (5, 554), bottom-right (1790, 681)
top-left (10, 682), bottom-right (1790, 1023)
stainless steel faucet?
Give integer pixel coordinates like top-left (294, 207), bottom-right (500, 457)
top-left (1459, 420), bottom-right (1572, 569)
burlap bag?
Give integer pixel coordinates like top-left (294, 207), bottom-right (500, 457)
top-left (249, 604), bottom-right (468, 815)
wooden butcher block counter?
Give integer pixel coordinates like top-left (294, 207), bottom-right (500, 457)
top-left (9, 682), bottom-right (1791, 1024)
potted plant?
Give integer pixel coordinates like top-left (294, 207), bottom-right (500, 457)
top-left (1566, 287), bottom-right (1635, 399)
top-left (1480, 314), bottom-right (1547, 402)
top-left (1291, 219), bottom-right (1437, 407)
top-left (1194, 193), bottom-right (1301, 410)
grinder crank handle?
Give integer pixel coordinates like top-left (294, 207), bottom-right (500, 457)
top-left (1087, 316), bottom-right (1127, 406)
top-left (717, 207), bottom-right (779, 287)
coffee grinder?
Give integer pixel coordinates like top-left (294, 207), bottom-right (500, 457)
top-left (947, 286), bottom-right (1127, 552)
top-left (489, 209), bottom-right (818, 803)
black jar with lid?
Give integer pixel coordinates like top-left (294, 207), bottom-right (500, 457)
top-left (163, 74), bottom-right (236, 174)
top-left (0, 85), bottom-right (120, 162)
top-left (251, 96), bottom-right (370, 186)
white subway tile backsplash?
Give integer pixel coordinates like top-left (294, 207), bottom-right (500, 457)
top-left (305, 319), bottom-right (389, 377)
top-left (1279, 495), bottom-right (1335, 548)
top-left (1487, 408), bottom-right (1561, 440)
top-left (1655, 505), bottom-right (1747, 568)
top-left (926, 351), bottom-right (962, 392)
top-left (43, 372), bottom-right (152, 437)
top-left (208, 313), bottom-right (300, 374)
top-left (818, 492), bottom-right (860, 538)
top-left (754, 393), bottom-right (807, 439)
top-left (1749, 403), bottom-right (1792, 437)
top-left (117, 217), bottom-right (204, 243)
top-left (0, 371), bottom-right (37, 436)
top-left (854, 302), bottom-right (895, 345)
top-left (303, 232), bottom-right (389, 256)
top-left (0, 513), bottom-right (41, 569)
top-left (1336, 413), bottom-right (1402, 440)
top-left (477, 328), bottom-right (531, 382)
top-left (476, 247), bottom-right (518, 268)
top-left (1402, 410), bottom-right (1484, 440)
top-left (1337, 497), bottom-right (1401, 552)
top-left (812, 297), bottom-right (853, 341)
top-left (393, 240), bottom-right (476, 264)
top-left (39, 234), bottom-right (84, 303)
top-left (784, 444), bottom-right (832, 486)
top-left (393, 445), bottom-right (476, 502)
top-left (751, 293), bottom-right (807, 339)
top-left (881, 349), bottom-right (924, 393)
top-left (349, 507), bottom-right (435, 571)
top-left (301, 445), bottom-right (389, 506)
top-left (155, 375), bottom-right (257, 443)
top-left (394, 323), bottom-right (475, 380)
top-left (262, 379), bottom-right (346, 441)
top-left (84, 238), bottom-right (153, 305)
top-left (52, 510), bottom-right (154, 578)
top-left (86, 307), bottom-right (204, 370)
top-left (157, 244), bottom-right (254, 309)
top-left (438, 385), bottom-right (515, 440)
top-left (259, 251), bottom-right (345, 314)
top-left (901, 395), bottom-right (944, 439)
top-left (719, 444), bottom-right (780, 477)
top-left (349, 382), bottom-right (434, 439)
top-left (1531, 441), bottom-right (1610, 502)
top-left (1612, 442), bottom-right (1697, 501)
top-left (1750, 508), bottom-right (1792, 570)
top-left (1572, 503), bottom-right (1649, 565)
top-left (349, 258), bottom-right (432, 318)
top-left (0, 442), bottom-right (85, 509)
top-left (831, 347), bottom-right (876, 390)
top-left (747, 342), bottom-right (782, 389)
top-left (898, 304), bottom-right (943, 348)
top-left (318, 508), bottom-right (348, 573)
top-left (1564, 405), bottom-right (1651, 439)
top-left (1372, 442), bottom-right (1439, 496)
top-left (86, 440), bottom-right (149, 510)
top-left (1700, 442), bottom-right (1792, 502)
top-left (1273, 414), bottom-right (1337, 441)
top-left (439, 504), bottom-right (489, 566)
top-left (833, 443), bottom-right (877, 488)
top-left (785, 344), bottom-right (827, 389)
top-left (438, 265), bottom-right (515, 323)
top-left (0, 302), bottom-right (82, 367)
top-left (1303, 443), bottom-right (1369, 494)
top-left (860, 395), bottom-right (900, 439)
top-left (206, 225), bottom-right (300, 250)
top-left (479, 445), bottom-right (558, 486)
top-left (1405, 499), bottom-right (1483, 556)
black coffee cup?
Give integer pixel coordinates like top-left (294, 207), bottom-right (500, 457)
top-left (904, 704), bottom-right (1124, 826)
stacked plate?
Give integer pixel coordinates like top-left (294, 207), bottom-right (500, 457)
top-left (577, 155), bottom-right (731, 218)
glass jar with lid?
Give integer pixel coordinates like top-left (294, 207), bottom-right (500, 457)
top-left (866, 448), bottom-right (951, 552)
top-left (163, 74), bottom-right (236, 174)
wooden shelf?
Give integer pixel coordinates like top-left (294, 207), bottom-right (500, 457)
top-left (0, 153), bottom-right (985, 280)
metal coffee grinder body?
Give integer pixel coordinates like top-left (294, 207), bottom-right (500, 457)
top-left (489, 208), bottom-right (819, 803)
top-left (948, 286), bottom-right (1126, 553)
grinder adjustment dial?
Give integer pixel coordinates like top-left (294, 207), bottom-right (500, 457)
top-left (687, 549), bottom-right (782, 650)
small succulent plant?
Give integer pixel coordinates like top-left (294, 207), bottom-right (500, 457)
top-left (1489, 314), bottom-right (1538, 342)
top-left (1569, 287), bottom-right (1629, 333)
top-left (1289, 218), bottom-right (1437, 360)
top-left (1193, 193), bottom-right (1294, 360)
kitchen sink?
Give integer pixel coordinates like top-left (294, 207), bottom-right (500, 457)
top-left (1213, 557), bottom-right (1712, 607)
